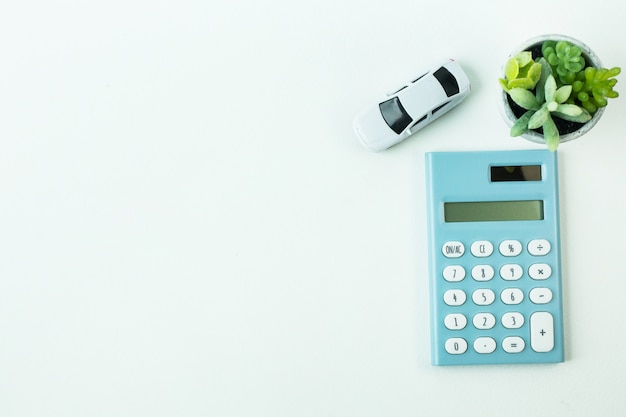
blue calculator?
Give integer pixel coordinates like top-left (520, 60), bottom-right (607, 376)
top-left (425, 149), bottom-right (564, 365)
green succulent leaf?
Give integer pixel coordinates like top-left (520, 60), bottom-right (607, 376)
top-left (580, 99), bottom-right (598, 114)
top-left (552, 106), bottom-right (592, 123)
top-left (554, 85), bottom-right (572, 103)
top-left (543, 115), bottom-right (560, 152)
top-left (508, 78), bottom-right (537, 90)
top-left (504, 56), bottom-right (520, 81)
top-left (528, 106), bottom-right (549, 129)
top-left (592, 92), bottom-right (608, 107)
top-left (572, 80), bottom-right (584, 94)
top-left (605, 67), bottom-right (622, 78)
top-left (516, 51), bottom-right (533, 68)
top-left (554, 103), bottom-right (582, 117)
top-left (509, 88), bottom-right (541, 110)
top-left (542, 41), bottom-right (557, 58)
top-left (544, 75), bottom-right (557, 103)
top-left (535, 58), bottom-right (552, 103)
top-left (510, 110), bottom-right (534, 137)
top-left (527, 62), bottom-right (542, 85)
top-left (528, 62), bottom-right (542, 83)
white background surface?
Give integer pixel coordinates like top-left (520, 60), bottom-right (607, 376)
top-left (2, 1), bottom-right (626, 416)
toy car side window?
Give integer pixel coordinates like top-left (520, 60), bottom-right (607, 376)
top-left (379, 97), bottom-right (412, 134)
top-left (410, 114), bottom-right (428, 132)
top-left (389, 85), bottom-right (408, 95)
top-left (433, 67), bottom-right (459, 97)
top-left (412, 73), bottom-right (427, 83)
top-left (431, 102), bottom-right (450, 115)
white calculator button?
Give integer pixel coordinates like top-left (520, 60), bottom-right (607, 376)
top-left (443, 265), bottom-right (466, 282)
top-left (445, 338), bottom-right (468, 355)
top-left (502, 336), bottom-right (525, 353)
top-left (499, 240), bottom-right (523, 257)
top-left (529, 287), bottom-right (553, 304)
top-left (471, 265), bottom-right (495, 281)
top-left (472, 289), bottom-right (496, 306)
top-left (501, 312), bottom-right (525, 329)
top-left (501, 288), bottom-right (524, 305)
top-left (529, 263), bottom-right (552, 280)
top-left (473, 313), bottom-right (496, 329)
top-left (528, 239), bottom-right (551, 256)
top-left (530, 312), bottom-right (555, 352)
top-left (444, 313), bottom-right (467, 330)
top-left (471, 240), bottom-right (494, 257)
top-left (500, 264), bottom-right (523, 281)
top-left (444, 289), bottom-right (466, 306)
top-left (473, 337), bottom-right (497, 354)
top-left (442, 241), bottom-right (465, 258)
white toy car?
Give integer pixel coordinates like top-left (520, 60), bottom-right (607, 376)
top-left (353, 59), bottom-right (471, 152)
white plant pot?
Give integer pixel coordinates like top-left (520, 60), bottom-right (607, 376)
top-left (500, 34), bottom-right (605, 145)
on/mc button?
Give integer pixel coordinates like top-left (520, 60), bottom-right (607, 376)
top-left (530, 312), bottom-right (554, 352)
top-left (442, 241), bottom-right (465, 258)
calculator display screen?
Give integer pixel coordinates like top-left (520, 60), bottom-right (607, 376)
top-left (444, 200), bottom-right (544, 222)
top-left (491, 165), bottom-right (542, 182)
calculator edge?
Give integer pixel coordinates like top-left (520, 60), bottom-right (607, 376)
top-left (424, 150), bottom-right (564, 366)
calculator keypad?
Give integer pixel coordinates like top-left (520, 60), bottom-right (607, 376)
top-left (440, 238), bottom-right (557, 359)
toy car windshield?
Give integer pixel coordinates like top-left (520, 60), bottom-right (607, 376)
top-left (433, 67), bottom-right (459, 97)
top-left (379, 97), bottom-right (412, 134)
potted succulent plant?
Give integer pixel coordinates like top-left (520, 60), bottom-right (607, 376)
top-left (499, 34), bottom-right (620, 151)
